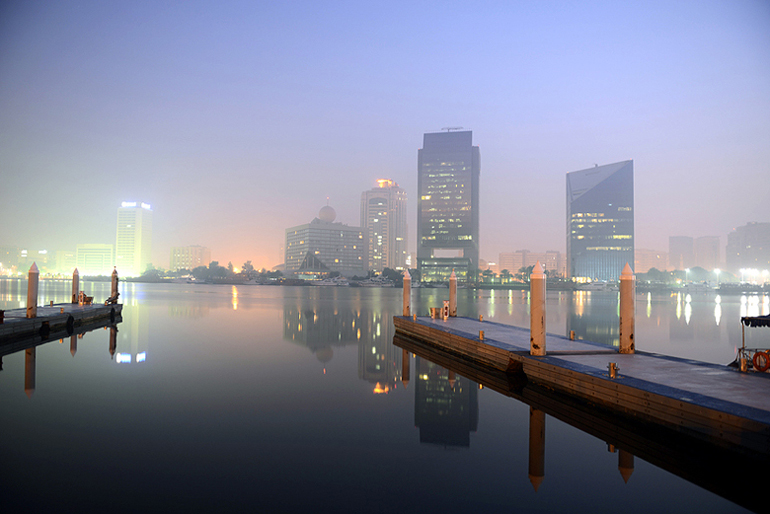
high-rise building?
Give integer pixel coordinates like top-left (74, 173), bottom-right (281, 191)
top-left (567, 160), bottom-right (634, 281)
top-left (284, 205), bottom-right (365, 277)
top-left (635, 249), bottom-right (668, 273)
top-left (726, 222), bottom-right (770, 274)
top-left (694, 236), bottom-right (720, 271)
top-left (360, 179), bottom-right (408, 272)
top-left (498, 250), bottom-right (563, 276)
top-left (170, 245), bottom-right (211, 271)
top-left (417, 130), bottom-right (480, 283)
top-left (116, 202), bottom-right (153, 277)
top-left (668, 236), bottom-right (694, 270)
top-left (76, 244), bottom-right (114, 276)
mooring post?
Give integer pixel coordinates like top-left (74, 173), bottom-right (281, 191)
top-left (401, 349), bottom-right (410, 389)
top-left (618, 449), bottom-right (634, 484)
top-left (24, 348), bottom-right (36, 398)
top-left (72, 268), bottom-right (79, 304)
top-left (530, 261), bottom-right (546, 356)
top-left (528, 407), bottom-right (545, 491)
top-left (619, 263), bottom-right (635, 354)
top-left (449, 269), bottom-right (457, 317)
top-left (70, 334), bottom-right (77, 357)
top-left (403, 270), bottom-right (411, 317)
top-left (111, 266), bottom-right (119, 300)
top-left (26, 262), bottom-right (39, 319)
top-left (109, 326), bottom-right (117, 359)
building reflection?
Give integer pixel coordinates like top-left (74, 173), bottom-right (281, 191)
top-left (283, 302), bottom-right (363, 364)
top-left (566, 291), bottom-right (619, 347)
top-left (414, 357), bottom-right (478, 447)
top-left (114, 302), bottom-right (149, 365)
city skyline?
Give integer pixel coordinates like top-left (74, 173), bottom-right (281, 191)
top-left (1, 1), bottom-right (769, 270)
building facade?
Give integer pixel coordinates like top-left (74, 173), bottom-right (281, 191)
top-left (116, 202), bottom-right (153, 277)
top-left (360, 179), bottom-right (408, 272)
top-left (417, 130), bottom-right (480, 282)
top-left (567, 160), bottom-right (634, 281)
top-left (284, 205), bottom-right (365, 277)
top-left (170, 245), bottom-right (211, 271)
top-left (76, 244), bottom-right (114, 276)
top-left (668, 236), bottom-right (694, 270)
top-left (635, 249), bottom-right (668, 273)
top-left (498, 250), bottom-right (564, 277)
top-left (694, 236), bottom-right (720, 271)
top-left (726, 222), bottom-right (770, 274)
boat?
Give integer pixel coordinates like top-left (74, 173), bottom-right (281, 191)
top-left (311, 276), bottom-right (350, 286)
top-left (356, 276), bottom-right (394, 287)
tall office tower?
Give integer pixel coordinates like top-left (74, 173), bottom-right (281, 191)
top-left (170, 245), bottom-right (211, 271)
top-left (635, 249), bottom-right (668, 273)
top-left (360, 179), bottom-right (408, 272)
top-left (284, 204), bottom-right (365, 277)
top-left (417, 130), bottom-right (480, 283)
top-left (116, 202), bottom-right (153, 277)
top-left (694, 236), bottom-right (720, 271)
top-left (76, 244), bottom-right (114, 276)
top-left (726, 222), bottom-right (770, 274)
top-left (669, 236), bottom-right (694, 270)
top-left (567, 160), bottom-right (634, 281)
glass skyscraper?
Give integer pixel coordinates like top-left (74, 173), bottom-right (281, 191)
top-left (567, 160), bottom-right (634, 281)
top-left (417, 130), bottom-right (480, 282)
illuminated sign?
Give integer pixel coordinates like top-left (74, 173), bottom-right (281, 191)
top-left (116, 353), bottom-right (132, 363)
top-left (136, 352), bottom-right (147, 362)
top-left (121, 202), bottom-right (137, 208)
top-left (141, 203), bottom-right (151, 210)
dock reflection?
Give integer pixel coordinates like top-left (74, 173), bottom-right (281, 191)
top-left (394, 332), bottom-right (766, 513)
top-left (2, 314), bottom-right (123, 396)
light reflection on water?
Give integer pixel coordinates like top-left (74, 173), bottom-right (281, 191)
top-left (0, 281), bottom-right (760, 512)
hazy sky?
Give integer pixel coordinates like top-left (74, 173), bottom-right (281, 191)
top-left (2, 0), bottom-right (769, 270)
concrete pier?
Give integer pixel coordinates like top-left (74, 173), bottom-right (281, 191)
top-left (1, 303), bottom-right (122, 345)
top-left (393, 315), bottom-right (770, 455)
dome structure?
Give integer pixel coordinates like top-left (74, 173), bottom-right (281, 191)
top-left (318, 205), bottom-right (336, 223)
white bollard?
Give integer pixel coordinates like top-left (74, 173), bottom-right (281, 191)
top-left (403, 270), bottom-right (411, 317)
top-left (72, 268), bottom-right (79, 304)
top-left (619, 262), bottom-right (635, 354)
top-left (530, 261), bottom-right (546, 356)
top-left (449, 269), bottom-right (457, 317)
top-left (26, 262), bottom-right (39, 319)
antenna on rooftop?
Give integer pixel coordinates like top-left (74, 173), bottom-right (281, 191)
top-left (441, 127), bottom-right (464, 132)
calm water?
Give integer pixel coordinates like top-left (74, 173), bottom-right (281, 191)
top-left (1, 280), bottom-right (767, 513)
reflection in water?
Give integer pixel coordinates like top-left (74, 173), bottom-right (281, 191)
top-left (566, 291), bottom-right (620, 347)
top-left (414, 357), bottom-right (478, 447)
top-left (24, 348), bottom-right (35, 397)
top-left (395, 333), bottom-right (766, 513)
top-left (528, 407), bottom-right (545, 491)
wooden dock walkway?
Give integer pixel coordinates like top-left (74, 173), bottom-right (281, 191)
top-left (1, 303), bottom-right (123, 344)
top-left (393, 315), bottom-right (770, 455)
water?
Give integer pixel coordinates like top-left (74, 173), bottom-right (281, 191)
top-left (1, 281), bottom-right (767, 513)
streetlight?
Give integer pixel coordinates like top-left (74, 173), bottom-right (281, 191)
top-left (714, 268), bottom-right (720, 287)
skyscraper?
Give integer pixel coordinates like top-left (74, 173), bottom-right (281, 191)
top-left (668, 236), bottom-right (694, 270)
top-left (115, 202), bottom-right (153, 277)
top-left (567, 160), bottom-right (634, 281)
top-left (360, 179), bottom-right (408, 272)
top-left (417, 130), bottom-right (480, 283)
top-left (726, 222), bottom-right (770, 274)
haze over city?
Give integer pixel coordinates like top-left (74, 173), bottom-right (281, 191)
top-left (2, 1), bottom-right (769, 270)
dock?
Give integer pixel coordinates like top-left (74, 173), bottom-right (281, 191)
top-left (1, 303), bottom-right (123, 344)
top-left (393, 315), bottom-right (770, 456)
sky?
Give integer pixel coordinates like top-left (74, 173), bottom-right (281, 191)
top-left (1, 0), bottom-right (769, 270)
